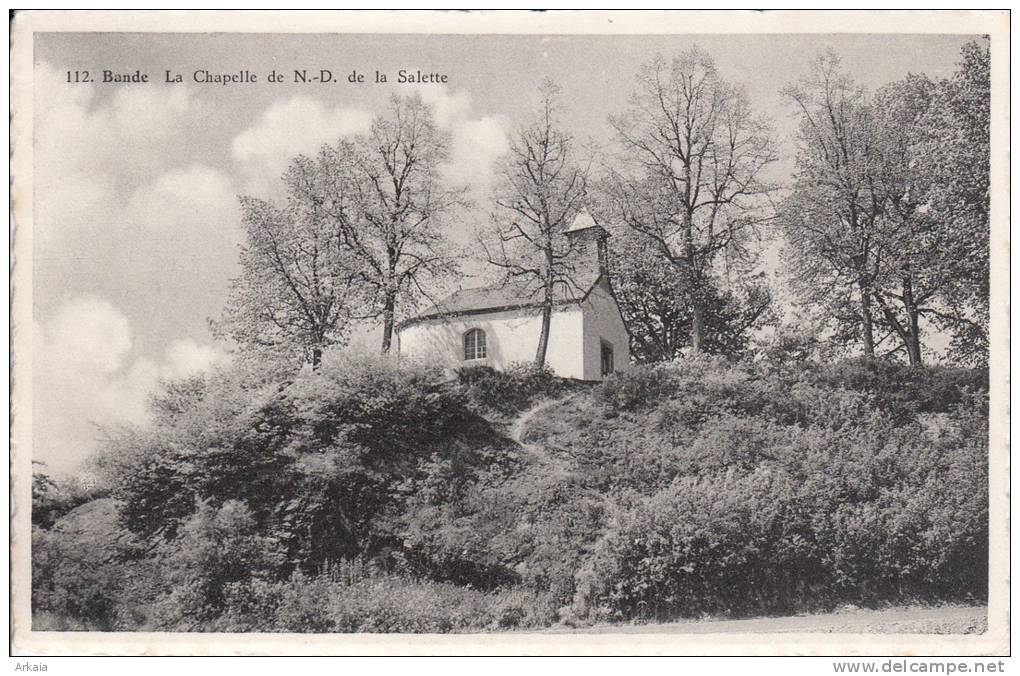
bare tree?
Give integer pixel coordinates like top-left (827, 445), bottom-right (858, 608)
top-left (482, 80), bottom-right (590, 368)
top-left (604, 48), bottom-right (776, 354)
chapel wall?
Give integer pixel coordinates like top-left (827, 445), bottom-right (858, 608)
top-left (581, 281), bottom-right (632, 380)
top-left (396, 306), bottom-right (585, 379)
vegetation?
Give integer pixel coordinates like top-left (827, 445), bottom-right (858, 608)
top-left (780, 45), bottom-right (990, 366)
top-left (214, 94), bottom-right (466, 364)
top-left (609, 224), bottom-right (774, 362)
top-left (33, 356), bottom-right (987, 631)
top-left (456, 362), bottom-right (576, 417)
top-left (599, 47), bottom-right (777, 356)
top-left (213, 41), bottom-right (988, 367)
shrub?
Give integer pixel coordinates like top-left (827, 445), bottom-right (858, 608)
top-left (31, 499), bottom-right (147, 630)
top-left (579, 382), bottom-right (988, 620)
top-left (216, 565), bottom-right (556, 633)
top-left (592, 362), bottom-right (689, 412)
top-left (32, 469), bottom-right (108, 529)
top-left (532, 358), bottom-right (990, 621)
top-left (814, 358), bottom-right (988, 421)
top-left (457, 362), bottom-right (566, 415)
top-left (148, 500), bottom-right (286, 630)
top-left (32, 526), bottom-right (124, 630)
top-left (103, 355), bottom-right (513, 575)
top-left (582, 469), bottom-right (813, 620)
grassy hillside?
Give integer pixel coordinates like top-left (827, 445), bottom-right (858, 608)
top-left (32, 356), bottom-right (988, 632)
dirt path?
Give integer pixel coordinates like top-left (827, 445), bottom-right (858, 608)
top-left (509, 398), bottom-right (562, 447)
top-left (553, 606), bottom-right (987, 635)
top-left (508, 396), bottom-right (577, 477)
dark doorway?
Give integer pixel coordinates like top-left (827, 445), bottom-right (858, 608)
top-left (601, 340), bottom-right (614, 377)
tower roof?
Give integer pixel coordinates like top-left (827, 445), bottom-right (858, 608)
top-left (564, 209), bottom-right (603, 234)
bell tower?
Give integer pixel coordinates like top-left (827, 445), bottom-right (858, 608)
top-left (564, 210), bottom-right (609, 279)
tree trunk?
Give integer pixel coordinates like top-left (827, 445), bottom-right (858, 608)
top-left (902, 274), bottom-right (922, 367)
top-left (906, 317), bottom-right (922, 366)
top-left (859, 282), bottom-right (875, 358)
top-left (534, 236), bottom-right (555, 369)
top-left (381, 245), bottom-right (399, 355)
top-left (311, 345), bottom-right (323, 371)
top-left (690, 301), bottom-right (705, 355)
top-left (535, 301), bottom-right (552, 369)
top-left (380, 290), bottom-right (396, 354)
top-left (682, 209), bottom-right (704, 356)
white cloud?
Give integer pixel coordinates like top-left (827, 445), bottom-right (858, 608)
top-left (121, 164), bottom-right (242, 267)
top-left (42, 296), bottom-right (134, 374)
top-left (417, 86), bottom-right (473, 128)
top-left (231, 96), bottom-right (372, 197)
top-left (32, 296), bottom-right (229, 477)
top-left (446, 114), bottom-right (509, 198)
top-left (229, 88), bottom-right (509, 204)
top-left (34, 63), bottom-right (208, 225)
top-left (33, 62), bottom-right (240, 317)
top-left (415, 85), bottom-right (509, 199)
top-left (32, 159), bottom-right (242, 358)
top-left (34, 61), bottom-right (200, 175)
top-left (163, 338), bottom-right (228, 379)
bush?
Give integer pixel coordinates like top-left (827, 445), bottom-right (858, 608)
top-left (32, 469), bottom-right (107, 529)
top-left (583, 469), bottom-right (815, 620)
top-left (216, 565), bottom-right (556, 633)
top-left (32, 526), bottom-right (124, 630)
top-left (102, 355), bottom-right (513, 575)
top-left (814, 358), bottom-right (988, 421)
top-left (592, 362), bottom-right (690, 412)
top-left (457, 362), bottom-right (566, 415)
top-left (574, 361), bottom-right (989, 620)
top-left (148, 500), bottom-right (286, 630)
top-left (31, 499), bottom-right (148, 630)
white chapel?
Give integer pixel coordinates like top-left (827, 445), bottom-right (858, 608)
top-left (395, 212), bottom-right (631, 381)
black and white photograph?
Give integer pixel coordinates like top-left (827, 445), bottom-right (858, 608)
top-left (9, 9), bottom-right (1010, 658)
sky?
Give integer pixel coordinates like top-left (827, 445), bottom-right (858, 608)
top-left (31, 32), bottom-right (978, 475)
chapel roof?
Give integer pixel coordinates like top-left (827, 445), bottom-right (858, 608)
top-left (400, 276), bottom-right (604, 328)
top-left (399, 210), bottom-right (611, 329)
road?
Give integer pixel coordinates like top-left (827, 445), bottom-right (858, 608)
top-left (552, 605), bottom-right (987, 634)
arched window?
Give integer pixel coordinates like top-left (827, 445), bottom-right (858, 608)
top-left (464, 328), bottom-right (487, 361)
